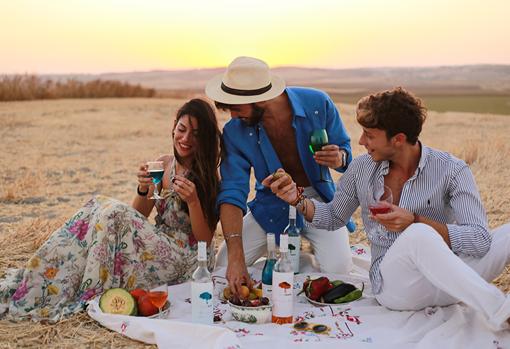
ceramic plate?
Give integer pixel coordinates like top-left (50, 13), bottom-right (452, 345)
top-left (304, 295), bottom-right (331, 307)
top-left (303, 282), bottom-right (365, 306)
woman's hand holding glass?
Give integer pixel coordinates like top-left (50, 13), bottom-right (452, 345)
top-left (137, 163), bottom-right (153, 193)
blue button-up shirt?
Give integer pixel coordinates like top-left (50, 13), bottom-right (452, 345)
top-left (218, 87), bottom-right (352, 242)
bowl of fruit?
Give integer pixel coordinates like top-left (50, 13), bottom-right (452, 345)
top-left (223, 285), bottom-right (272, 324)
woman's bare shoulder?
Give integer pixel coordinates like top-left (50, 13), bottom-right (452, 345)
top-left (157, 154), bottom-right (174, 167)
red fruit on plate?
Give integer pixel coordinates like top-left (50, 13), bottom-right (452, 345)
top-left (129, 288), bottom-right (147, 302)
top-left (137, 294), bottom-right (159, 317)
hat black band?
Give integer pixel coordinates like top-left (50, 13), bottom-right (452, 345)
top-left (221, 82), bottom-right (272, 96)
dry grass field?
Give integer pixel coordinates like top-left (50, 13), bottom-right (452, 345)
top-left (0, 75), bottom-right (156, 102)
top-left (0, 97), bottom-right (509, 347)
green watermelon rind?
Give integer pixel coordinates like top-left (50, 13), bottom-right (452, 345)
top-left (99, 288), bottom-right (138, 316)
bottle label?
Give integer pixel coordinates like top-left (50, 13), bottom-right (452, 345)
top-left (272, 271), bottom-right (294, 318)
top-left (191, 281), bottom-right (213, 324)
top-left (262, 283), bottom-right (272, 300)
top-left (288, 235), bottom-right (301, 274)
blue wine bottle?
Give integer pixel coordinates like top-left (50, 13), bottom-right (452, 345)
top-left (261, 233), bottom-right (277, 299)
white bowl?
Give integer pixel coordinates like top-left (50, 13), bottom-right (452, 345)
top-left (228, 301), bottom-right (272, 324)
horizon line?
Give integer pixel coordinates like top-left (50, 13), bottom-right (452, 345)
top-left (2, 63), bottom-right (510, 76)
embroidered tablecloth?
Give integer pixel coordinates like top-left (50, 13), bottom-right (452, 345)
top-left (88, 245), bottom-right (510, 348)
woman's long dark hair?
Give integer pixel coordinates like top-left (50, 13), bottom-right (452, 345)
top-left (173, 99), bottom-right (222, 230)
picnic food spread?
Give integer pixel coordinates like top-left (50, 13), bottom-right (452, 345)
top-left (97, 277), bottom-right (362, 321)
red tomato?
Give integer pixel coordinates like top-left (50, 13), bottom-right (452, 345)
top-left (137, 294), bottom-right (158, 317)
top-left (129, 288), bottom-right (147, 302)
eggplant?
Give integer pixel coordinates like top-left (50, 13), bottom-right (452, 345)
top-left (333, 288), bottom-right (363, 304)
top-left (320, 282), bottom-right (357, 304)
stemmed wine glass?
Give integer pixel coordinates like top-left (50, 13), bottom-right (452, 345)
top-left (309, 129), bottom-right (332, 182)
top-left (148, 290), bottom-right (168, 319)
top-left (147, 161), bottom-right (164, 200)
top-left (368, 185), bottom-right (393, 215)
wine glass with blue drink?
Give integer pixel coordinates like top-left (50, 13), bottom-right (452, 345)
top-left (147, 161), bottom-right (164, 200)
top-left (309, 129), bottom-right (332, 182)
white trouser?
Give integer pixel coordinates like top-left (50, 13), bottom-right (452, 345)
top-left (376, 223), bottom-right (510, 331)
top-left (216, 188), bottom-right (353, 274)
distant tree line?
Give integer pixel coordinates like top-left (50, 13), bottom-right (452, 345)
top-left (0, 75), bottom-right (156, 101)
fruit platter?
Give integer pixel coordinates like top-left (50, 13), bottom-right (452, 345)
top-left (223, 284), bottom-right (272, 324)
top-left (98, 287), bottom-right (170, 318)
top-left (298, 276), bottom-right (364, 306)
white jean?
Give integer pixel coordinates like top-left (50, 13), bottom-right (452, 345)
top-left (216, 188), bottom-right (353, 274)
top-left (376, 223), bottom-right (510, 331)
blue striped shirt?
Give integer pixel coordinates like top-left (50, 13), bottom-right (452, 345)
top-left (310, 144), bottom-right (491, 294)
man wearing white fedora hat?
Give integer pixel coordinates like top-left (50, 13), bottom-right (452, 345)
top-left (206, 56), bottom-right (354, 293)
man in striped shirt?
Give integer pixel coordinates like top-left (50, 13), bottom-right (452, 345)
top-left (265, 87), bottom-right (510, 331)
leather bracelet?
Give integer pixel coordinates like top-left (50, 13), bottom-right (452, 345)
top-left (289, 186), bottom-right (305, 207)
top-left (137, 185), bottom-right (149, 196)
top-left (296, 196), bottom-right (308, 216)
top-left (413, 212), bottom-right (419, 223)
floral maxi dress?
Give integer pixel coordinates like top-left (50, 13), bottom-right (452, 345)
top-left (0, 189), bottom-right (214, 322)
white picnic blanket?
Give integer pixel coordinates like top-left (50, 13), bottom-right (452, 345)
top-left (88, 245), bottom-right (510, 348)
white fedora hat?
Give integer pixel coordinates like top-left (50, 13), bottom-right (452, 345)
top-left (205, 56), bottom-right (286, 104)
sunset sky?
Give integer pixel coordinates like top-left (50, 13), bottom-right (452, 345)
top-left (1, 0), bottom-right (509, 74)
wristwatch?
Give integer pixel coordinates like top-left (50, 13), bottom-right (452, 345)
top-left (340, 149), bottom-right (347, 167)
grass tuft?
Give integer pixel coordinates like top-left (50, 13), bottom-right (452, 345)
top-left (0, 75), bottom-right (156, 101)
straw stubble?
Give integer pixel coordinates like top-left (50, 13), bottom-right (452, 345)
top-left (0, 98), bottom-right (509, 347)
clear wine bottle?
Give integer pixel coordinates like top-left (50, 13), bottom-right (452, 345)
top-left (271, 234), bottom-right (294, 324)
top-left (191, 241), bottom-right (213, 324)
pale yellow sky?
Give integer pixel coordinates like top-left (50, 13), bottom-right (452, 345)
top-left (1, 0), bottom-right (509, 74)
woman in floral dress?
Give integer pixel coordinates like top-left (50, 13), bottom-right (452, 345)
top-left (0, 99), bottom-right (222, 321)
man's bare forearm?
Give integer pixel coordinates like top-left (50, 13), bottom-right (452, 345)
top-left (220, 203), bottom-right (246, 261)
